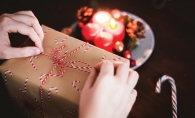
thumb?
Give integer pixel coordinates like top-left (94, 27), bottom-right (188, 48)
top-left (82, 68), bottom-right (98, 90)
top-left (0, 46), bottom-right (41, 59)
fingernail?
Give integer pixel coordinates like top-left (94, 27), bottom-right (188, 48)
top-left (32, 48), bottom-right (40, 55)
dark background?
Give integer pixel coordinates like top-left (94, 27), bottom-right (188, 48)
top-left (0, 0), bottom-right (195, 118)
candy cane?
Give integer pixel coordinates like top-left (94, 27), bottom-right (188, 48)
top-left (155, 75), bottom-right (177, 118)
top-left (72, 80), bottom-right (81, 92)
top-left (44, 28), bottom-right (51, 34)
top-left (65, 107), bottom-right (78, 114)
top-left (35, 99), bottom-right (42, 113)
top-left (110, 57), bottom-right (123, 62)
top-left (29, 56), bottom-right (38, 70)
top-left (47, 110), bottom-right (65, 118)
top-left (102, 55), bottom-right (106, 60)
top-left (54, 38), bottom-right (67, 45)
top-left (83, 45), bottom-right (92, 53)
top-left (4, 70), bottom-right (12, 85)
top-left (48, 87), bottom-right (58, 102)
top-left (101, 55), bottom-right (122, 62)
top-left (11, 95), bottom-right (18, 99)
top-left (19, 78), bottom-right (29, 93)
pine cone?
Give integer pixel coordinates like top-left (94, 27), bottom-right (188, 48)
top-left (77, 6), bottom-right (94, 24)
top-left (126, 20), bottom-right (145, 40)
top-left (119, 14), bottom-right (132, 25)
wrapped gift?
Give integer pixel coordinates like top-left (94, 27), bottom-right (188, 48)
top-left (0, 25), bottom-right (129, 118)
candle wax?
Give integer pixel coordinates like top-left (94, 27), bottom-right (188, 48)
top-left (104, 20), bottom-right (125, 43)
top-left (94, 32), bottom-right (113, 52)
top-left (81, 23), bottom-right (100, 42)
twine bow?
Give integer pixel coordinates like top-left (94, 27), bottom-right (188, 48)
top-left (39, 42), bottom-right (92, 118)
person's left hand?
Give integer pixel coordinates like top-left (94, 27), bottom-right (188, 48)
top-left (79, 61), bottom-right (139, 118)
top-left (0, 10), bottom-right (44, 59)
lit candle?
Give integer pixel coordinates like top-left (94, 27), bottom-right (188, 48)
top-left (92, 11), bottom-right (111, 26)
top-left (104, 18), bottom-right (125, 43)
top-left (110, 9), bottom-right (122, 19)
top-left (93, 30), bottom-right (113, 52)
top-left (81, 23), bottom-right (100, 42)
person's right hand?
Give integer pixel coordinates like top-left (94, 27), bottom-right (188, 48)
top-left (0, 10), bottom-right (44, 59)
top-left (79, 61), bottom-right (139, 118)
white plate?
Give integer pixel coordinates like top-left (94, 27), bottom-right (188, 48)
top-left (123, 12), bottom-right (155, 70)
top-left (70, 12), bottom-right (155, 70)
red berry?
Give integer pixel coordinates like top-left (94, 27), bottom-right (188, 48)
top-left (123, 50), bottom-right (132, 59)
top-left (78, 22), bottom-right (84, 28)
top-left (130, 59), bottom-right (136, 67)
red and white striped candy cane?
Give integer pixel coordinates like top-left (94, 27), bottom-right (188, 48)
top-left (19, 78), bottom-right (29, 93)
top-left (155, 75), bottom-right (177, 118)
top-left (102, 55), bottom-right (106, 61)
top-left (35, 99), bottom-right (42, 113)
top-left (110, 57), bottom-right (123, 62)
top-left (101, 55), bottom-right (123, 62)
top-left (48, 87), bottom-right (58, 102)
top-left (44, 28), bottom-right (51, 34)
top-left (83, 45), bottom-right (92, 53)
top-left (65, 107), bottom-right (78, 114)
top-left (4, 70), bottom-right (12, 85)
top-left (72, 80), bottom-right (81, 92)
top-left (54, 38), bottom-right (67, 45)
top-left (29, 56), bottom-right (38, 70)
top-left (47, 110), bottom-right (65, 118)
top-left (11, 95), bottom-right (18, 99)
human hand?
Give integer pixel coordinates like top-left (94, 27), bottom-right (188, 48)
top-left (79, 61), bottom-right (139, 118)
top-left (0, 10), bottom-right (44, 59)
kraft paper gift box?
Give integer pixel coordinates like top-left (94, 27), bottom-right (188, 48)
top-left (0, 25), bottom-right (129, 118)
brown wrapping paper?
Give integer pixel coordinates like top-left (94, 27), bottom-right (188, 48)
top-left (0, 25), bottom-right (129, 118)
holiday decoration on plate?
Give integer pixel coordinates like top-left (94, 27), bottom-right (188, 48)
top-left (62, 6), bottom-right (146, 68)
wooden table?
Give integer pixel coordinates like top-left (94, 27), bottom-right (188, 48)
top-left (0, 0), bottom-right (195, 117)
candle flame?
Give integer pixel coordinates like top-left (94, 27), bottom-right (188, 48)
top-left (110, 19), bottom-right (117, 29)
top-left (94, 12), bottom-right (111, 23)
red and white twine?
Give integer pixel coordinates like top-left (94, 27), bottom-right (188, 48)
top-left (39, 42), bottom-right (90, 118)
top-left (155, 75), bottom-right (177, 118)
top-left (72, 80), bottom-right (81, 92)
top-left (4, 70), bottom-right (12, 85)
top-left (19, 78), bottom-right (29, 93)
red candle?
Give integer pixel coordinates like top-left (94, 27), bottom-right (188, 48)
top-left (104, 19), bottom-right (125, 43)
top-left (93, 31), bottom-right (113, 52)
top-left (110, 9), bottom-right (121, 19)
top-left (81, 23), bottom-right (100, 42)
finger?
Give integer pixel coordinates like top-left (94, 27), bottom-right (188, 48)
top-left (83, 68), bottom-right (98, 90)
top-left (115, 63), bottom-right (129, 81)
top-left (127, 70), bottom-right (139, 90)
top-left (96, 60), bottom-right (114, 76)
top-left (14, 10), bottom-right (36, 17)
top-left (1, 46), bottom-right (41, 59)
top-left (4, 18), bottom-right (43, 52)
top-left (4, 11), bottom-right (44, 41)
top-left (127, 89), bottom-right (137, 111)
top-left (95, 61), bottom-right (122, 73)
